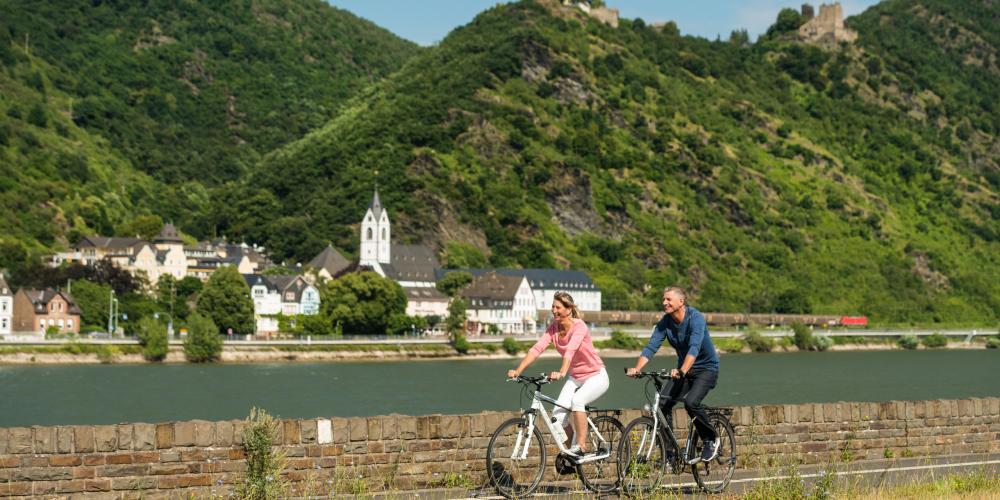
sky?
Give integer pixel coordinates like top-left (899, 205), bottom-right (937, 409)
top-left (326, 0), bottom-right (882, 46)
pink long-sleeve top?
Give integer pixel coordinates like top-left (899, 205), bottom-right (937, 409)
top-left (528, 318), bottom-right (605, 381)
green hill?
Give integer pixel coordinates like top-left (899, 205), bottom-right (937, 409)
top-left (0, 0), bottom-right (420, 252)
top-left (236, 0), bottom-right (998, 324)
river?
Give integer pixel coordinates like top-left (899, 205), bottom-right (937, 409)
top-left (0, 350), bottom-right (995, 427)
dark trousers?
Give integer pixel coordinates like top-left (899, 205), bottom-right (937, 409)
top-left (659, 369), bottom-right (718, 441)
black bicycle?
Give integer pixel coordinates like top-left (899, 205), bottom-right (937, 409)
top-left (486, 375), bottom-right (624, 497)
top-left (618, 369), bottom-right (737, 494)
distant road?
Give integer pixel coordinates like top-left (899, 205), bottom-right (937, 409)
top-left (0, 328), bottom-right (991, 346)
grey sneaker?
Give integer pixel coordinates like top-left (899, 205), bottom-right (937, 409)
top-left (700, 438), bottom-right (720, 462)
top-left (564, 444), bottom-right (584, 458)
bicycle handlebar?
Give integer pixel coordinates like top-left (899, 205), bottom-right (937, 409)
top-left (624, 367), bottom-right (679, 380)
top-left (506, 374), bottom-right (552, 386)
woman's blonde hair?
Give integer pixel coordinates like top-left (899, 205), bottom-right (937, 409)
top-left (553, 291), bottom-right (582, 320)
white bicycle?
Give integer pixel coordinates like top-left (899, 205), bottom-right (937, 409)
top-left (486, 374), bottom-right (624, 497)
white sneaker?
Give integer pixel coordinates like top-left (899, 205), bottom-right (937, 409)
top-left (564, 445), bottom-right (585, 458)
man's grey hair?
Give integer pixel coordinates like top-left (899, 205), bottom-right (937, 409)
top-left (663, 286), bottom-right (687, 303)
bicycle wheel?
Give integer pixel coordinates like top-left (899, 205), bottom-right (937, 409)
top-left (618, 416), bottom-right (672, 494)
top-left (690, 414), bottom-right (737, 493)
top-left (576, 414), bottom-right (624, 493)
top-left (486, 417), bottom-right (547, 498)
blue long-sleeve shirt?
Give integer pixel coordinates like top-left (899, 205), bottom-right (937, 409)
top-left (640, 306), bottom-right (719, 373)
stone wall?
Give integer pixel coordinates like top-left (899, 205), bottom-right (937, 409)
top-left (0, 397), bottom-right (997, 498)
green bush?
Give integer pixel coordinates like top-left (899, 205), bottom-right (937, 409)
top-left (452, 332), bottom-right (471, 354)
top-left (235, 407), bottom-right (288, 500)
top-left (743, 329), bottom-right (775, 353)
top-left (714, 337), bottom-right (745, 353)
top-left (791, 321), bottom-right (815, 350)
top-left (602, 330), bottom-right (643, 350)
top-left (897, 334), bottom-right (920, 350)
top-left (986, 337), bottom-right (1000, 349)
top-left (921, 332), bottom-right (948, 349)
top-left (184, 313), bottom-right (222, 362)
top-left (501, 337), bottom-right (520, 355)
top-left (813, 335), bottom-right (833, 351)
top-left (137, 316), bottom-right (168, 362)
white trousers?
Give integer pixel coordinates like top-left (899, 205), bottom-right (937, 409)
top-left (552, 368), bottom-right (610, 428)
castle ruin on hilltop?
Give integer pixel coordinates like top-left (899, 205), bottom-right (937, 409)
top-left (561, 0), bottom-right (619, 28)
top-left (798, 2), bottom-right (858, 46)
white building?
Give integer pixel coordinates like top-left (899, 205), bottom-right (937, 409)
top-left (438, 268), bottom-right (602, 313)
top-left (461, 272), bottom-right (536, 335)
top-left (244, 274), bottom-right (321, 334)
top-left (0, 276), bottom-right (12, 335)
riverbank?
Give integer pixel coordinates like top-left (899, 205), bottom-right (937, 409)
top-left (0, 341), bottom-right (992, 364)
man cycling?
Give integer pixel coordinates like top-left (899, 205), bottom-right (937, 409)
top-left (626, 286), bottom-right (721, 463)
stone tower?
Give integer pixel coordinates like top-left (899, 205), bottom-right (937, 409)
top-left (359, 190), bottom-right (391, 267)
top-left (798, 2), bottom-right (858, 46)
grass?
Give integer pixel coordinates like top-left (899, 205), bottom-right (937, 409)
top-left (734, 467), bottom-right (1000, 500)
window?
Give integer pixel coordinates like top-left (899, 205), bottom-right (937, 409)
top-left (67, 319), bottom-right (73, 328)
top-left (58, 319), bottom-right (64, 328)
top-left (366, 228), bottom-right (373, 240)
top-left (1, 302), bottom-right (6, 312)
top-left (1, 318), bottom-right (7, 329)
top-left (285, 292), bottom-right (295, 301)
top-left (381, 228), bottom-right (386, 240)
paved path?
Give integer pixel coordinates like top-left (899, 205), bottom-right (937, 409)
top-left (348, 452), bottom-right (999, 499)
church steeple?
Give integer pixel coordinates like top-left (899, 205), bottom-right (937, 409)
top-left (359, 189), bottom-right (391, 268)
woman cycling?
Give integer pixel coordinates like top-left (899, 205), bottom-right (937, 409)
top-left (507, 291), bottom-right (609, 457)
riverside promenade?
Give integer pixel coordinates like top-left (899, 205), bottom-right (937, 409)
top-left (0, 397), bottom-right (996, 497)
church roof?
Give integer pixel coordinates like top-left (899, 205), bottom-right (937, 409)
top-left (368, 190), bottom-right (384, 220)
top-left (0, 276), bottom-right (10, 296)
top-left (309, 244), bottom-right (352, 277)
top-left (461, 272), bottom-right (525, 302)
top-left (154, 223), bottom-right (183, 244)
top-left (385, 244), bottom-right (439, 281)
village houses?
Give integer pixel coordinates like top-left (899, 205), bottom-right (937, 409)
top-left (10, 288), bottom-right (82, 335)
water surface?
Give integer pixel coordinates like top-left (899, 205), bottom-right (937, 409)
top-left (0, 350), bottom-right (995, 426)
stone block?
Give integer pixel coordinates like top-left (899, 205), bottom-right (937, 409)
top-left (331, 417), bottom-right (350, 443)
top-left (317, 419), bottom-right (333, 445)
top-left (83, 453), bottom-right (105, 465)
top-left (398, 417), bottom-right (418, 440)
top-left (440, 416), bottom-right (461, 438)
top-left (300, 419), bottom-right (318, 443)
top-left (48, 455), bottom-right (82, 466)
top-left (233, 420), bottom-right (246, 446)
top-left (32, 426), bottom-right (56, 453)
top-left (95, 425), bottom-right (117, 452)
top-left (57, 480), bottom-right (86, 493)
top-left (11, 467), bottom-right (73, 481)
top-left (31, 481), bottom-right (58, 495)
top-left (116, 424), bottom-right (132, 451)
top-left (367, 417), bottom-right (382, 441)
top-left (215, 421), bottom-right (234, 447)
top-left (0, 482), bottom-right (31, 496)
top-left (133, 424), bottom-right (155, 451)
top-left (155, 423), bottom-right (173, 449)
top-left (84, 479), bottom-right (111, 492)
top-left (350, 418), bottom-right (368, 441)
top-left (72, 466), bottom-right (96, 479)
top-left (8, 428), bottom-right (32, 454)
top-left (106, 453), bottom-right (133, 465)
top-left (132, 451), bottom-right (159, 463)
top-left (282, 420), bottom-right (300, 444)
top-left (174, 421), bottom-right (196, 446)
top-left (195, 420), bottom-right (214, 447)
top-left (74, 426), bottom-right (95, 453)
top-left (98, 464), bottom-right (149, 477)
top-left (110, 476), bottom-right (157, 490)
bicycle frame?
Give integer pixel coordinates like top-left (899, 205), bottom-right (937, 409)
top-left (511, 383), bottom-right (612, 465)
top-left (642, 387), bottom-right (697, 466)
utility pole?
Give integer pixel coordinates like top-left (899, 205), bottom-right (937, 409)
top-left (168, 279), bottom-right (175, 337)
top-left (107, 289), bottom-right (114, 333)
